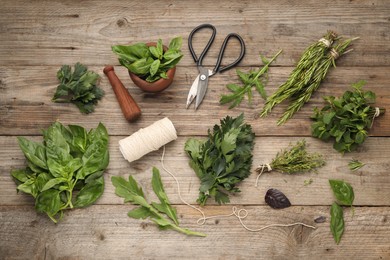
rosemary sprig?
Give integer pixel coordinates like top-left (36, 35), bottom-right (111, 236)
top-left (260, 31), bottom-right (338, 117)
top-left (277, 37), bottom-right (358, 125)
top-left (255, 140), bottom-right (325, 186)
top-left (348, 159), bottom-right (365, 171)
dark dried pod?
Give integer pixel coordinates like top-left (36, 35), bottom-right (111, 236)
top-left (265, 188), bottom-right (291, 209)
top-left (314, 216), bottom-right (327, 223)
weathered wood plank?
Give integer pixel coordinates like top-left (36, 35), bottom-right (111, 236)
top-left (0, 205), bottom-right (389, 259)
top-left (2, 136), bottom-right (389, 206)
top-left (1, 66), bottom-right (389, 136)
top-left (0, 0), bottom-right (389, 66)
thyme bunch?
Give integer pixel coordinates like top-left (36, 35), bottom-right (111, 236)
top-left (255, 140), bottom-right (325, 186)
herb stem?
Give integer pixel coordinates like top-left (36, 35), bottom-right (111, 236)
top-left (253, 49), bottom-right (283, 82)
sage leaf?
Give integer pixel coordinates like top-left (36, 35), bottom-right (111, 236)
top-left (330, 202), bottom-right (344, 244)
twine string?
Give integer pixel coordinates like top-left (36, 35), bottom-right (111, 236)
top-left (160, 147), bottom-right (316, 231)
top-left (255, 164), bottom-right (272, 187)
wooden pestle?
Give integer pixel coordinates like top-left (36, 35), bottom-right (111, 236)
top-left (103, 66), bottom-right (141, 122)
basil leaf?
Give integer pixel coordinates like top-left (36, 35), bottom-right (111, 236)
top-left (68, 124), bottom-right (88, 153)
top-left (41, 177), bottom-right (67, 192)
top-left (17, 137), bottom-right (47, 170)
top-left (73, 176), bottom-right (104, 208)
top-left (329, 179), bottom-right (354, 206)
top-left (35, 172), bottom-right (53, 192)
top-left (11, 168), bottom-right (30, 183)
top-left (17, 178), bottom-right (38, 198)
top-left (168, 37), bottom-right (182, 51)
top-left (149, 59), bottom-right (160, 77)
top-left (35, 189), bottom-right (63, 217)
top-left (128, 57), bottom-right (154, 75)
top-left (330, 202), bottom-right (344, 244)
top-left (111, 43), bottom-right (150, 62)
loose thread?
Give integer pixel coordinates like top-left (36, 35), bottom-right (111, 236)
top-left (255, 164), bottom-right (272, 187)
top-left (160, 147), bottom-right (316, 232)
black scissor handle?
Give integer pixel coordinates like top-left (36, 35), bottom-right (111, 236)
top-left (213, 33), bottom-right (246, 74)
top-left (188, 24), bottom-right (216, 66)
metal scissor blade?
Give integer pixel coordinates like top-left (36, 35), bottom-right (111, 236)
top-left (186, 74), bottom-right (200, 109)
top-left (195, 68), bottom-right (213, 110)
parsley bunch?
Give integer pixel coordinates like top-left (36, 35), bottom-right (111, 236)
top-left (184, 114), bottom-right (255, 205)
top-left (311, 80), bottom-right (385, 153)
top-left (52, 63), bottom-right (104, 114)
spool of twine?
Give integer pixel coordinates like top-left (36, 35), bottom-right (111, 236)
top-left (119, 117), bottom-right (177, 163)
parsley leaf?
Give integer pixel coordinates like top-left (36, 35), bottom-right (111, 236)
top-left (52, 63), bottom-right (104, 114)
top-left (185, 114), bottom-right (255, 205)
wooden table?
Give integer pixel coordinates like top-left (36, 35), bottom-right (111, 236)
top-left (1, 1), bottom-right (389, 259)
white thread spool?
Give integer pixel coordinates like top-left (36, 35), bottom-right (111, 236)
top-left (119, 117), bottom-right (177, 163)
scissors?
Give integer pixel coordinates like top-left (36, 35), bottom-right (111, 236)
top-left (186, 24), bottom-right (246, 109)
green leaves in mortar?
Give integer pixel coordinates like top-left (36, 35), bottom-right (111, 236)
top-left (11, 122), bottom-right (109, 223)
top-left (112, 37), bottom-right (183, 82)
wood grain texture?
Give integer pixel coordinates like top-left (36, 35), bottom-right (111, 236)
top-left (2, 136), bottom-right (390, 206)
top-left (1, 66), bottom-right (389, 136)
top-left (1, 0), bottom-right (390, 259)
top-left (0, 205), bottom-right (389, 259)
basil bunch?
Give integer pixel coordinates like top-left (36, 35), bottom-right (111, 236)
top-left (311, 80), bottom-right (385, 153)
top-left (112, 37), bottom-right (183, 82)
top-left (11, 122), bottom-right (109, 223)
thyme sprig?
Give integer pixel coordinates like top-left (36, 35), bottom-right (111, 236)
top-left (255, 140), bottom-right (325, 186)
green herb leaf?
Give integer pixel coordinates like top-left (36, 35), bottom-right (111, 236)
top-left (111, 169), bottom-right (206, 237)
top-left (185, 114), bottom-right (255, 205)
top-left (11, 122), bottom-right (109, 223)
top-left (311, 81), bottom-right (385, 153)
top-left (330, 202), bottom-right (344, 244)
top-left (151, 167), bottom-right (179, 225)
top-left (329, 179), bottom-right (354, 206)
top-left (220, 50), bottom-right (282, 109)
top-left (52, 63), bottom-right (104, 114)
top-left (348, 159), bottom-right (365, 171)
top-left (112, 37), bottom-right (183, 83)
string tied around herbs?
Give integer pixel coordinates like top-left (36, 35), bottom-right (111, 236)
top-left (160, 146), bottom-right (316, 232)
top-left (254, 140), bottom-right (326, 187)
top-left (370, 107), bottom-right (381, 128)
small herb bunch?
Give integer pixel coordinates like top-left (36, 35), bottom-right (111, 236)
top-left (311, 80), bottom-right (385, 153)
top-left (329, 179), bottom-right (355, 244)
top-left (52, 62), bottom-right (104, 114)
top-left (11, 121), bottom-right (109, 223)
top-left (255, 140), bottom-right (325, 186)
top-left (219, 50), bottom-right (282, 108)
top-left (185, 114), bottom-right (255, 205)
top-left (348, 159), bottom-right (365, 171)
top-left (111, 167), bottom-right (205, 237)
top-left (111, 37), bottom-right (183, 82)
